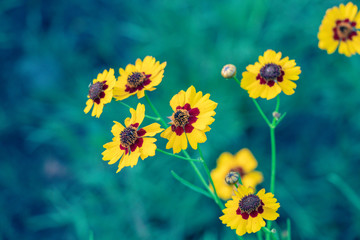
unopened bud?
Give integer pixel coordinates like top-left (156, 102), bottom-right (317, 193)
top-left (272, 111), bottom-right (281, 120)
top-left (225, 171), bottom-right (240, 185)
top-left (221, 64), bottom-right (237, 79)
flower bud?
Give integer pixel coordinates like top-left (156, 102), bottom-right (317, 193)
top-left (272, 111), bottom-right (281, 120)
top-left (221, 64), bottom-right (237, 79)
top-left (225, 171), bottom-right (240, 185)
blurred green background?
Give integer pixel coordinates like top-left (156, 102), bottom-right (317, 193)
top-left (2, 0), bottom-right (360, 239)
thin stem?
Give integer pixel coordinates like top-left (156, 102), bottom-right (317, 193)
top-left (144, 93), bottom-right (168, 128)
top-left (253, 99), bottom-right (272, 127)
top-left (287, 219), bottom-right (291, 240)
top-left (198, 146), bottom-right (224, 209)
top-left (274, 112), bottom-right (287, 127)
top-left (171, 170), bottom-right (212, 198)
top-left (269, 127), bottom-right (276, 193)
top-left (233, 75), bottom-right (241, 85)
top-left (156, 149), bottom-right (202, 162)
top-left (266, 96), bottom-right (280, 240)
top-left (118, 100), bottom-right (132, 109)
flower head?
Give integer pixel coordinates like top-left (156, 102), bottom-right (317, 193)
top-left (160, 86), bottom-right (217, 153)
top-left (211, 149), bottom-right (263, 200)
top-left (220, 185), bottom-right (280, 236)
top-left (102, 103), bottom-right (163, 173)
top-left (221, 64), bottom-right (237, 79)
top-left (241, 50), bottom-right (301, 100)
top-left (84, 69), bottom-right (116, 118)
top-left (318, 2), bottom-right (360, 57)
top-left (113, 56), bottom-right (167, 100)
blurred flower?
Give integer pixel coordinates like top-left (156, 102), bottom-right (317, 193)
top-left (318, 2), bottom-right (360, 57)
top-left (220, 185), bottom-right (280, 236)
top-left (102, 103), bottom-right (163, 173)
top-left (160, 86), bottom-right (217, 153)
top-left (241, 50), bottom-right (301, 100)
top-left (210, 149), bottom-right (263, 200)
top-left (113, 56), bottom-right (167, 100)
top-left (84, 68), bottom-right (116, 118)
top-left (221, 64), bottom-right (237, 79)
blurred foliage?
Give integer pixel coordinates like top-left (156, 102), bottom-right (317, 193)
top-left (1, 0), bottom-right (360, 239)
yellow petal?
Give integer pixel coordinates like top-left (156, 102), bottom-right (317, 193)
top-left (140, 137), bottom-right (157, 160)
top-left (187, 128), bottom-right (207, 149)
top-left (84, 99), bottom-right (93, 114)
top-left (142, 123), bottom-right (163, 136)
top-left (261, 207), bottom-right (280, 221)
top-left (170, 90), bottom-right (186, 111)
top-left (161, 127), bottom-right (173, 139)
top-left (235, 148), bottom-right (257, 173)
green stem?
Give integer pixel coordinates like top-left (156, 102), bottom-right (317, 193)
top-left (198, 146), bottom-right (224, 209)
top-left (269, 127), bottom-right (276, 193)
top-left (253, 99), bottom-right (272, 127)
top-left (144, 93), bottom-right (168, 128)
top-left (156, 149), bottom-right (202, 162)
top-left (233, 75), bottom-right (241, 85)
top-left (287, 219), bottom-right (291, 240)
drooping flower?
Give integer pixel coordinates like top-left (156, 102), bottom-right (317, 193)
top-left (211, 149), bottom-right (263, 200)
top-left (84, 69), bottom-right (116, 118)
top-left (220, 185), bottom-right (280, 236)
top-left (318, 2), bottom-right (360, 57)
top-left (160, 86), bottom-right (217, 154)
top-left (102, 103), bottom-right (163, 173)
top-left (113, 56), bottom-right (167, 101)
top-left (241, 50), bottom-right (301, 100)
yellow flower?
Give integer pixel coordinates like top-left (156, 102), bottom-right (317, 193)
top-left (84, 69), bottom-right (116, 118)
top-left (318, 2), bottom-right (360, 57)
top-left (210, 149), bottom-right (263, 200)
top-left (160, 86), bottom-right (217, 154)
top-left (113, 56), bottom-right (167, 101)
top-left (102, 103), bottom-right (163, 173)
top-left (241, 50), bottom-right (301, 100)
top-left (220, 185), bottom-right (280, 236)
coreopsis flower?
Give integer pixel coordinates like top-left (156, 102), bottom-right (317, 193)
top-left (113, 56), bottom-right (167, 100)
top-left (160, 86), bottom-right (217, 154)
top-left (220, 185), bottom-right (280, 236)
top-left (84, 69), bottom-right (116, 118)
top-left (210, 149), bottom-right (263, 200)
top-left (241, 50), bottom-right (301, 100)
top-left (318, 2), bottom-right (360, 57)
top-left (102, 103), bottom-right (163, 173)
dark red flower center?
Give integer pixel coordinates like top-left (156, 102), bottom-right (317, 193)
top-left (125, 72), bottom-right (152, 93)
top-left (171, 103), bottom-right (200, 136)
top-left (88, 81), bottom-right (108, 104)
top-left (333, 19), bottom-right (357, 41)
top-left (256, 63), bottom-right (284, 87)
top-left (230, 167), bottom-right (245, 178)
top-left (119, 123), bottom-right (147, 155)
top-left (120, 126), bottom-right (138, 148)
top-left (236, 194), bottom-right (265, 219)
top-left (173, 109), bottom-right (190, 127)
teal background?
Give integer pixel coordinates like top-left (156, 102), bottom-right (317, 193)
top-left (1, 0), bottom-right (360, 239)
